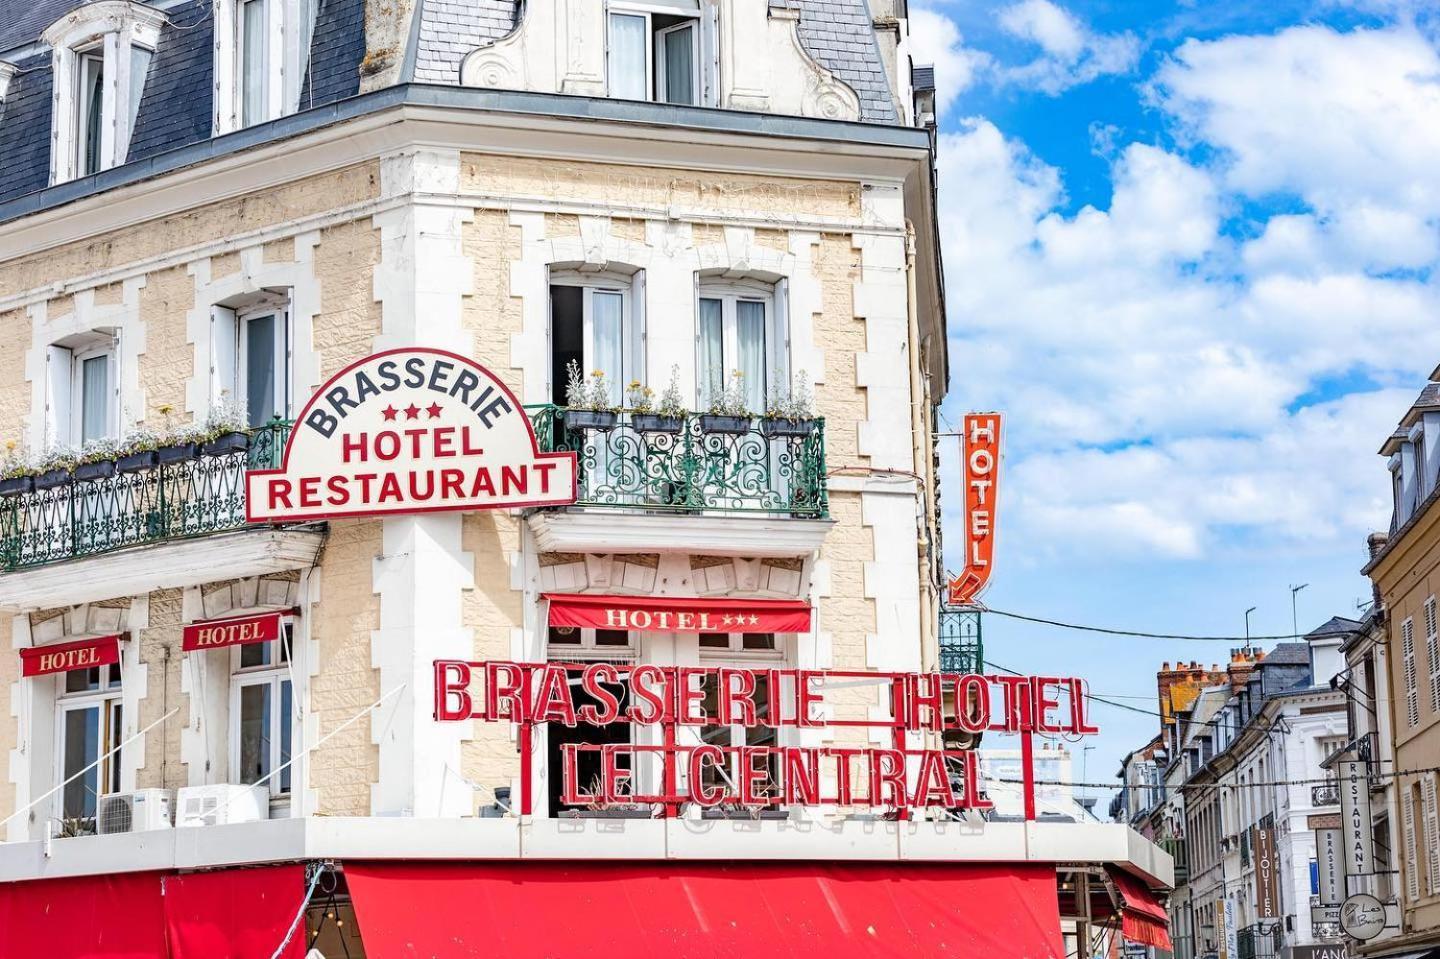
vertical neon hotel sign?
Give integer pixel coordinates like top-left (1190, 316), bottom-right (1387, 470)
top-left (949, 413), bottom-right (1001, 606)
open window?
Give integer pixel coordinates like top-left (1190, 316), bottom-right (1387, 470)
top-left (212, 293), bottom-right (292, 427)
top-left (696, 278), bottom-right (785, 413)
top-left (56, 660), bottom-right (123, 829)
top-left (550, 273), bottom-right (644, 406)
top-left (606, 1), bottom-right (714, 106)
top-left (229, 619), bottom-right (294, 803)
top-left (695, 630), bottom-right (787, 812)
top-left (47, 331), bottom-right (119, 447)
top-left (215, 0), bottom-right (320, 132)
top-left (545, 627), bottom-right (635, 816)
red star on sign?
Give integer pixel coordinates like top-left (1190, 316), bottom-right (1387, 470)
top-left (381, 405), bottom-right (399, 421)
top-left (404, 404), bottom-right (421, 420)
top-left (426, 403), bottom-right (443, 419)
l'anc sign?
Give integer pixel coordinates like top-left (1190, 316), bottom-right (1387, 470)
top-left (247, 348), bottom-right (577, 521)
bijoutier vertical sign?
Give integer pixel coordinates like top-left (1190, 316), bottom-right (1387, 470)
top-left (247, 349), bottom-right (577, 521)
top-left (949, 413), bottom-right (1001, 606)
top-left (1253, 826), bottom-right (1279, 919)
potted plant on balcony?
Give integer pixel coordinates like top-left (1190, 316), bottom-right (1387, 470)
top-left (630, 367), bottom-right (686, 434)
top-left (73, 438), bottom-right (122, 482)
top-left (116, 426), bottom-right (161, 474)
top-left (33, 447), bottom-right (77, 490)
top-left (562, 361), bottom-right (619, 431)
top-left (761, 371), bottom-right (817, 439)
top-left (154, 406), bottom-right (200, 464)
top-left (0, 441), bottom-right (34, 497)
top-left (200, 398), bottom-right (251, 456)
top-left (698, 371), bottom-right (752, 434)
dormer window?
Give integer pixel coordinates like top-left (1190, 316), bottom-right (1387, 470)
top-left (43, 1), bottom-right (163, 184)
top-left (214, 0), bottom-right (319, 133)
top-left (606, 0), bottom-right (714, 106)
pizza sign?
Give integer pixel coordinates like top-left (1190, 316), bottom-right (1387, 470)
top-left (247, 348), bottom-right (577, 522)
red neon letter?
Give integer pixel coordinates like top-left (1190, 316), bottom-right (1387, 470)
top-left (432, 660), bottom-right (473, 721)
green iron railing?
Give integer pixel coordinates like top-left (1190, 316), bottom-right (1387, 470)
top-left (939, 605), bottom-right (983, 673)
top-left (0, 420), bottom-right (291, 571)
top-left (527, 406), bottom-right (828, 518)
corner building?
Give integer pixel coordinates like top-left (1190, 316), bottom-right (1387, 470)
top-left (0, 1), bottom-right (1168, 954)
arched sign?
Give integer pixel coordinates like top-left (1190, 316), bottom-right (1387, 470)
top-left (247, 348), bottom-right (577, 522)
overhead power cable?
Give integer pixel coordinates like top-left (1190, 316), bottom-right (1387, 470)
top-left (992, 764), bottom-right (1440, 793)
top-left (982, 607), bottom-right (1327, 643)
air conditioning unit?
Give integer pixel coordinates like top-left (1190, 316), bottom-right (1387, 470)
top-left (176, 783), bottom-right (270, 828)
top-left (97, 789), bottom-right (174, 835)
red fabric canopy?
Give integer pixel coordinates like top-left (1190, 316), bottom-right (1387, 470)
top-left (21, 634), bottom-right (122, 677)
top-left (164, 864), bottom-right (307, 959)
top-left (346, 860), bottom-right (1065, 959)
top-left (544, 592), bottom-right (812, 634)
top-left (0, 871), bottom-right (167, 957)
top-left (1108, 867), bottom-right (1172, 951)
top-left (182, 612), bottom-right (283, 652)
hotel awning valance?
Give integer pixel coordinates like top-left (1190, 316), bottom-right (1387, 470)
top-left (543, 593), bottom-right (812, 634)
top-left (20, 634), bottom-right (121, 677)
top-left (1107, 867), bottom-right (1172, 951)
top-left (346, 860), bottom-right (1066, 958)
top-left (182, 612), bottom-right (283, 652)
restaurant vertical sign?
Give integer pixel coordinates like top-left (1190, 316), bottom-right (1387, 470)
top-left (1339, 760), bottom-right (1374, 883)
top-left (949, 413), bottom-right (1002, 606)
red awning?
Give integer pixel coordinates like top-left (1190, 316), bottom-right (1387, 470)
top-left (182, 612), bottom-right (283, 652)
top-left (164, 864), bottom-right (307, 959)
top-left (1107, 867), bottom-right (1172, 951)
top-left (21, 634), bottom-right (121, 677)
top-left (544, 592), bottom-right (812, 634)
top-left (346, 860), bottom-right (1066, 958)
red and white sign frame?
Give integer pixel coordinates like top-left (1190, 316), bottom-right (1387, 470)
top-left (247, 348), bottom-right (577, 522)
top-left (21, 635), bottom-right (122, 677)
top-left (182, 612), bottom-right (284, 652)
top-left (543, 593), bottom-right (812, 635)
top-left (949, 413), bottom-right (1002, 606)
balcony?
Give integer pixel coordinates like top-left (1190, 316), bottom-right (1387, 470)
top-left (1160, 837), bottom-right (1189, 885)
top-left (939, 605), bottom-right (983, 674)
top-left (1312, 781), bottom-right (1340, 806)
top-left (524, 406), bottom-right (834, 557)
top-left (1236, 922), bottom-right (1282, 959)
top-left (0, 421), bottom-right (291, 571)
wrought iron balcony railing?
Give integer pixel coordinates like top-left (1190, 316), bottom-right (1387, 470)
top-left (1312, 781), bottom-right (1341, 806)
top-left (1237, 922), bottom-right (1282, 959)
top-left (526, 406), bottom-right (828, 518)
top-left (939, 605), bottom-right (983, 674)
top-left (0, 421), bottom-right (290, 571)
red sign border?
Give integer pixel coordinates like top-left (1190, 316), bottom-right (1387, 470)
top-left (181, 611), bottom-right (284, 652)
top-left (21, 634), bottom-right (122, 677)
top-left (245, 347), bottom-right (579, 524)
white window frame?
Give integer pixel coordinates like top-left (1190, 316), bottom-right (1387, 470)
top-left (71, 342), bottom-right (118, 444)
top-left (695, 279), bottom-right (783, 410)
top-left (54, 662), bottom-right (124, 825)
top-left (654, 20), bottom-right (700, 105)
top-left (214, 0), bottom-right (321, 133)
top-left (546, 625), bottom-right (636, 660)
top-left (1403, 616), bottom-right (1420, 728)
top-left (693, 631), bottom-right (789, 807)
top-left (605, 0), bottom-right (705, 106)
top-left (74, 47), bottom-right (105, 178)
top-left (237, 0), bottom-right (270, 128)
top-left (236, 297), bottom-right (291, 426)
top-left (550, 272), bottom-right (645, 404)
top-left (43, 2), bottom-right (163, 184)
top-left (228, 620), bottom-right (295, 801)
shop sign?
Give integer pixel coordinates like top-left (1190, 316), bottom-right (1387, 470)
top-left (949, 413), bottom-right (1001, 606)
top-left (1290, 945), bottom-right (1350, 959)
top-left (1316, 827), bottom-right (1343, 905)
top-left (544, 594), bottom-right (811, 634)
top-left (247, 348), bottom-right (577, 522)
top-left (182, 612), bottom-right (282, 652)
top-left (1311, 904), bottom-right (1341, 926)
top-left (434, 661), bottom-right (1098, 812)
top-left (1338, 893), bottom-right (1385, 941)
top-left (1222, 898), bottom-right (1238, 959)
top-left (1337, 760), bottom-right (1374, 876)
top-left (21, 634), bottom-right (121, 677)
top-left (1253, 826), bottom-right (1279, 918)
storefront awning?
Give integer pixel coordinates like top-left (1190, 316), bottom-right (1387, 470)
top-left (20, 634), bottom-right (121, 677)
top-left (1107, 867), bottom-right (1172, 951)
top-left (182, 612), bottom-right (283, 652)
top-left (543, 592), bottom-right (812, 634)
top-left (346, 860), bottom-right (1066, 958)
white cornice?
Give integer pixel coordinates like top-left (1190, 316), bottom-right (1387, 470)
top-left (527, 510), bottom-right (834, 557)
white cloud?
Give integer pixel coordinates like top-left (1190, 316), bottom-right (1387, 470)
top-left (907, 7), bottom-right (992, 114)
top-left (995, 0), bottom-right (1140, 94)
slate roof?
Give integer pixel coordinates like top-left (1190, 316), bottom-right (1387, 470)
top-left (0, 0), bottom-right (75, 57)
top-left (0, 52), bottom-right (52, 204)
top-left (1305, 616), bottom-right (1362, 639)
top-left (411, 0), bottom-right (900, 123)
top-left (1258, 642), bottom-right (1312, 667)
top-left (301, 0), bottom-right (366, 108)
top-left (128, 0), bottom-right (212, 163)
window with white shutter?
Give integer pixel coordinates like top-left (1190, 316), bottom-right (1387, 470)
top-left (1403, 617), bottom-right (1420, 728)
top-left (1426, 775), bottom-right (1440, 897)
top-left (1428, 597), bottom-right (1440, 717)
top-left (1405, 787), bottom-right (1421, 902)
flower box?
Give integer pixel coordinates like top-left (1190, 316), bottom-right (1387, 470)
top-left (35, 468), bottom-right (73, 490)
top-left (116, 450), bottom-right (158, 474)
top-left (201, 431), bottom-right (250, 456)
top-left (74, 460), bottom-right (116, 482)
top-left (0, 475), bottom-right (34, 497)
top-left (564, 409), bottom-right (619, 431)
top-left (157, 442), bottom-right (198, 465)
top-left (698, 414), bottom-right (751, 435)
top-left (760, 417), bottom-right (815, 438)
top-left (631, 413), bottom-right (684, 434)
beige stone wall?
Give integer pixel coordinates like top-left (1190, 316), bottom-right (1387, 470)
top-left (0, 307), bottom-right (29, 445)
top-left (811, 233), bottom-right (866, 467)
top-left (312, 218), bottom-right (386, 381)
top-left (135, 267), bottom-right (197, 426)
top-left (135, 588), bottom-right (188, 791)
top-left (310, 520), bottom-right (383, 816)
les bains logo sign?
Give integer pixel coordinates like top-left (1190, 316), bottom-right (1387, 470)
top-left (247, 348), bottom-right (577, 522)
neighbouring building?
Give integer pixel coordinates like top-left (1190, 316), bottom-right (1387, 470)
top-left (0, 0), bottom-right (1169, 955)
top-left (1358, 372), bottom-right (1440, 959)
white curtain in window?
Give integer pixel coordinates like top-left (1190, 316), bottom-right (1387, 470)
top-left (590, 291), bottom-right (624, 407)
top-left (241, 0), bottom-right (267, 125)
top-left (737, 300), bottom-right (766, 412)
top-left (80, 354), bottom-right (109, 443)
top-left (660, 23), bottom-right (695, 104)
top-left (698, 297), bottom-right (723, 408)
top-left (608, 13), bottom-right (648, 100)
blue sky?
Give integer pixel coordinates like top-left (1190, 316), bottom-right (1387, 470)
top-left (916, 0), bottom-right (1440, 802)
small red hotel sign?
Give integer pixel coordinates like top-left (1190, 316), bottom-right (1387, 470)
top-left (949, 413), bottom-right (1001, 606)
top-left (182, 612), bottom-right (282, 652)
top-left (544, 594), bottom-right (812, 634)
top-left (21, 635), bottom-right (121, 677)
top-left (247, 348), bottom-right (577, 522)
